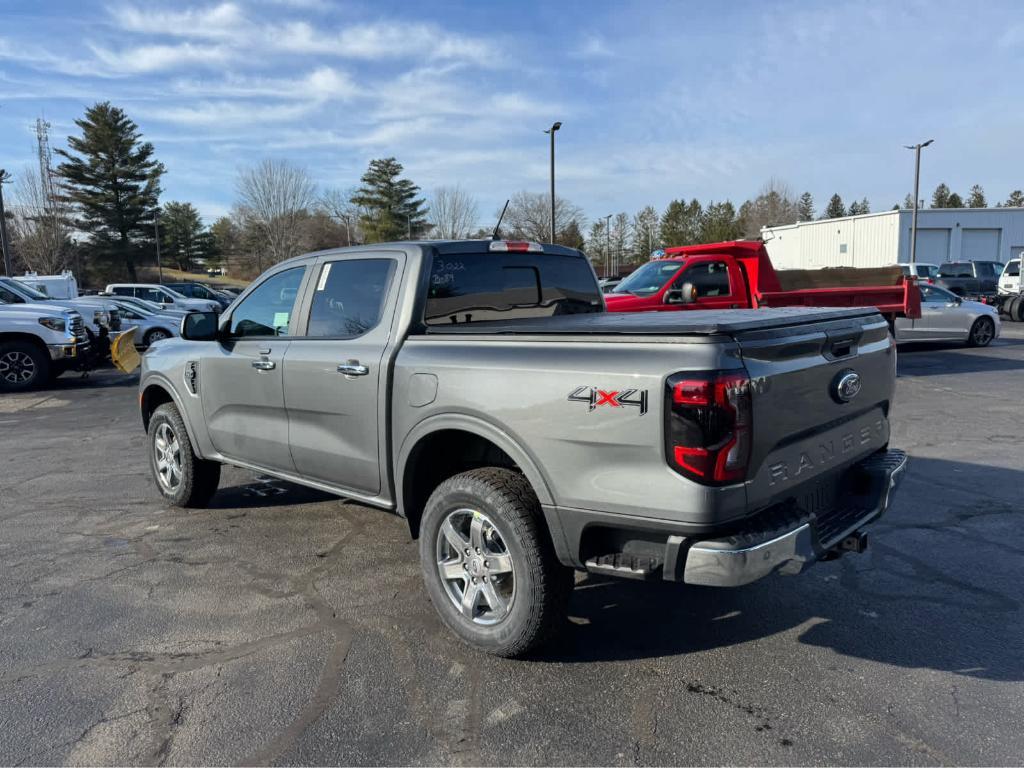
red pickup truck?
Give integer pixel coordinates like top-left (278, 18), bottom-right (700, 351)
top-left (604, 241), bottom-right (921, 320)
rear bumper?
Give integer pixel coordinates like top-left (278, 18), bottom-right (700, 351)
top-left (547, 448), bottom-right (908, 587)
top-left (683, 449), bottom-right (907, 586)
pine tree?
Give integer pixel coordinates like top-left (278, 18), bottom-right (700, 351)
top-left (1006, 190), bottom-right (1024, 207)
top-left (55, 102), bottom-right (164, 280)
top-left (967, 185), bottom-right (986, 208)
top-left (699, 201), bottom-right (741, 243)
top-left (559, 219), bottom-right (585, 249)
top-left (946, 192), bottom-right (964, 208)
top-left (797, 192), bottom-right (814, 221)
top-left (160, 201), bottom-right (204, 271)
top-left (350, 157), bottom-right (428, 243)
top-left (931, 183), bottom-right (952, 208)
top-left (823, 194), bottom-right (846, 219)
top-left (903, 193), bottom-right (916, 209)
top-left (659, 198), bottom-right (702, 246)
top-left (630, 205), bottom-right (660, 261)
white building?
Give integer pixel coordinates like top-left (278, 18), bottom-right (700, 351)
top-left (761, 208), bottom-right (1024, 269)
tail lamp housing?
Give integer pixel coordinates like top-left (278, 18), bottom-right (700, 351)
top-left (665, 371), bottom-right (752, 485)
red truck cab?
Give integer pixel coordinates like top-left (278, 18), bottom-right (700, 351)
top-left (604, 241), bottom-right (920, 320)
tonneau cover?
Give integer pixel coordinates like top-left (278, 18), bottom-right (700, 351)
top-left (421, 306), bottom-right (880, 336)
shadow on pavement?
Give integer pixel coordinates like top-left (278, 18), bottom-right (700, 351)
top-left (536, 456), bottom-right (1023, 681)
top-left (898, 348), bottom-right (1024, 376)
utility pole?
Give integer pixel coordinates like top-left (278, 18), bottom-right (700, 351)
top-left (904, 139), bottom-right (934, 267)
top-left (154, 209), bottom-right (164, 284)
top-left (544, 121), bottom-right (562, 244)
top-left (0, 169), bottom-right (12, 277)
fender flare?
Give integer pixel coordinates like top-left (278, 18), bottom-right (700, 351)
top-left (140, 374), bottom-right (203, 456)
top-left (395, 413), bottom-right (555, 518)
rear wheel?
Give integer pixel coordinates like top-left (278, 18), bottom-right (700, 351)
top-left (419, 468), bottom-right (573, 657)
top-left (1013, 297), bottom-right (1024, 323)
top-left (148, 403), bottom-right (221, 507)
top-left (0, 341), bottom-right (50, 392)
top-left (967, 317), bottom-right (995, 347)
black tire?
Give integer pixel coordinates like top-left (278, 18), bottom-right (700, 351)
top-left (967, 316), bottom-right (995, 347)
top-left (419, 467), bottom-right (573, 657)
top-left (1003, 297), bottom-right (1018, 320)
top-left (143, 328), bottom-right (172, 346)
top-left (148, 403), bottom-right (221, 508)
top-left (1013, 297), bottom-right (1024, 323)
top-left (0, 341), bottom-right (51, 392)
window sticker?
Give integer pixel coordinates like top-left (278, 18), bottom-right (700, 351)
top-left (272, 311), bottom-right (290, 330)
top-left (317, 263), bottom-right (332, 291)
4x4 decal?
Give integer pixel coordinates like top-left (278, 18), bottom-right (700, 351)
top-left (568, 386), bottom-right (648, 415)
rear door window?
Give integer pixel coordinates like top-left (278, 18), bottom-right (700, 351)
top-left (306, 258), bottom-right (396, 338)
top-left (424, 252), bottom-right (600, 326)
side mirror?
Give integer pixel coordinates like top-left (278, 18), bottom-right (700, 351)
top-left (180, 311), bottom-right (220, 341)
top-left (664, 282), bottom-right (697, 304)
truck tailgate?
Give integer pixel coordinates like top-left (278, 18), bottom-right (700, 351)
top-left (734, 311), bottom-right (895, 511)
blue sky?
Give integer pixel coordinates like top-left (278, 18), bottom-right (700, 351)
top-left (1, 0), bottom-right (1021, 227)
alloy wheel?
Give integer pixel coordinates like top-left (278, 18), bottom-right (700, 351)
top-left (154, 422), bottom-right (183, 492)
top-left (435, 508), bottom-right (515, 626)
top-left (0, 350), bottom-right (36, 384)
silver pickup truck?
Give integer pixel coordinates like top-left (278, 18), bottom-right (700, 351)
top-left (139, 239), bottom-right (906, 656)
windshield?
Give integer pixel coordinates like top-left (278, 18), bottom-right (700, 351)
top-left (610, 261), bottom-right (682, 297)
top-left (0, 277), bottom-right (46, 300)
top-left (938, 263), bottom-right (972, 278)
top-left (1005, 260), bottom-right (1021, 277)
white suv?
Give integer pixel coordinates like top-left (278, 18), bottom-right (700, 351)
top-left (105, 283), bottom-right (221, 313)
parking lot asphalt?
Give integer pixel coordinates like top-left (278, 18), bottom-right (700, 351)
top-left (2, 326), bottom-right (1024, 766)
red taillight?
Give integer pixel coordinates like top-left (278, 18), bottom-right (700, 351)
top-left (665, 371), bottom-right (752, 485)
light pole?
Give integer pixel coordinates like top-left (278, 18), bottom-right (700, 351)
top-left (602, 214), bottom-right (612, 278)
top-left (0, 169), bottom-right (12, 277)
top-left (903, 139), bottom-right (934, 268)
top-left (154, 209), bottom-right (164, 284)
top-left (544, 121), bottom-right (562, 244)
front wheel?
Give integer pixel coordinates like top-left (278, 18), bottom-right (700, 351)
top-left (148, 403), bottom-right (221, 507)
top-left (144, 328), bottom-right (171, 346)
top-left (967, 317), bottom-right (995, 347)
top-left (419, 468), bottom-right (573, 657)
top-left (0, 341), bottom-right (50, 392)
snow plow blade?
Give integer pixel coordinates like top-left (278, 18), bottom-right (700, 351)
top-left (111, 328), bottom-right (141, 373)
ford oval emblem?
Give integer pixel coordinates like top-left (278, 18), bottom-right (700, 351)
top-left (833, 370), bottom-right (862, 403)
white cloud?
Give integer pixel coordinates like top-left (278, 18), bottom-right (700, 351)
top-left (88, 41), bottom-right (235, 74)
top-left (143, 99), bottom-right (317, 126)
top-left (171, 66), bottom-right (360, 101)
top-left (110, 2), bottom-right (247, 39)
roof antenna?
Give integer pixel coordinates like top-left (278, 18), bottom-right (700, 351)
top-left (491, 199), bottom-right (510, 240)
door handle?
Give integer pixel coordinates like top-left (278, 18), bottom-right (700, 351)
top-left (337, 360), bottom-right (369, 376)
top-left (251, 359), bottom-right (276, 371)
top-left (259, 348), bottom-right (271, 355)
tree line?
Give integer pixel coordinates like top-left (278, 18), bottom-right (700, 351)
top-left (4, 101), bottom-right (1024, 282)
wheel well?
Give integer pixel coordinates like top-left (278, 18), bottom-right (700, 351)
top-left (140, 384), bottom-right (174, 431)
top-left (0, 332), bottom-right (49, 355)
top-left (402, 429), bottom-right (520, 539)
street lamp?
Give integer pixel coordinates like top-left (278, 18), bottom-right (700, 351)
top-left (602, 214), bottom-right (612, 278)
top-left (544, 121), bottom-right (562, 244)
top-left (0, 169), bottom-right (12, 277)
top-left (903, 139), bottom-right (934, 268)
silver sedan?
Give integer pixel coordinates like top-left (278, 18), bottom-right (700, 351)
top-left (104, 299), bottom-right (182, 347)
top-left (894, 284), bottom-right (1000, 347)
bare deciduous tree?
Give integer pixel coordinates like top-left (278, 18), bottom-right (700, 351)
top-left (501, 190), bottom-right (584, 243)
top-left (738, 178), bottom-right (800, 238)
top-left (10, 165), bottom-right (77, 275)
top-left (235, 159), bottom-right (317, 270)
top-left (429, 185), bottom-right (479, 240)
top-left (319, 186), bottom-right (363, 246)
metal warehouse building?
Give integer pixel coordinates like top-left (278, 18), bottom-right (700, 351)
top-left (761, 208), bottom-right (1024, 269)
